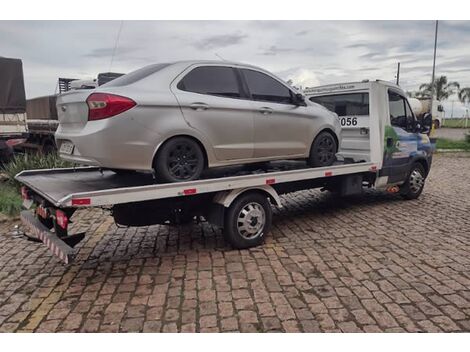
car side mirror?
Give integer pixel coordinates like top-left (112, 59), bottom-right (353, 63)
top-left (293, 93), bottom-right (307, 106)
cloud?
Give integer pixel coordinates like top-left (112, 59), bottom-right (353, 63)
top-left (193, 33), bottom-right (247, 50)
top-left (1, 20), bottom-right (470, 119)
top-left (84, 46), bottom-right (138, 58)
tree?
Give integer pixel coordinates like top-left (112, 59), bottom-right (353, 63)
top-left (418, 75), bottom-right (460, 101)
top-left (458, 87), bottom-right (470, 105)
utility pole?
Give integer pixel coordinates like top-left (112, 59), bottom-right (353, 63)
top-left (396, 62), bottom-right (400, 85)
top-left (430, 20), bottom-right (439, 119)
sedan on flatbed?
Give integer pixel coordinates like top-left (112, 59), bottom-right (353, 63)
top-left (55, 60), bottom-right (341, 183)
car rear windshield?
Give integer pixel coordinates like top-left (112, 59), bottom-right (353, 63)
top-left (103, 63), bottom-right (170, 87)
top-left (310, 93), bottom-right (369, 116)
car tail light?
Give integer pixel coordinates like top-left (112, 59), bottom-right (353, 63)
top-left (86, 93), bottom-right (136, 121)
top-left (55, 209), bottom-right (69, 230)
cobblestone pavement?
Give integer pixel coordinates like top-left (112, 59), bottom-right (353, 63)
top-left (0, 153), bottom-right (469, 333)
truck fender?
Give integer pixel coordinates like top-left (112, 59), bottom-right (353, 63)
top-left (212, 185), bottom-right (282, 208)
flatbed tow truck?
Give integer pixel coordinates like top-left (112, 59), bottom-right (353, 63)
top-left (15, 80), bottom-right (434, 264)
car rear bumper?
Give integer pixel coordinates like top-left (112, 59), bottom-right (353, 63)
top-left (55, 117), bottom-right (160, 171)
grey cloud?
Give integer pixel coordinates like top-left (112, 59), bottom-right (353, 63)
top-left (85, 46), bottom-right (138, 58)
top-left (193, 33), bottom-right (247, 50)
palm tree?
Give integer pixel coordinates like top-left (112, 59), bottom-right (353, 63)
top-left (418, 75), bottom-right (460, 101)
top-left (459, 87), bottom-right (470, 105)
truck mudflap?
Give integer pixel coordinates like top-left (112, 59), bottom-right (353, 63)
top-left (20, 210), bottom-right (85, 264)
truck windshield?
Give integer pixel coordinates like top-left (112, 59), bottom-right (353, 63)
top-left (310, 93), bottom-right (369, 116)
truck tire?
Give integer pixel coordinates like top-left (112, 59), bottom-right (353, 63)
top-left (308, 131), bottom-right (337, 167)
top-left (154, 137), bottom-right (205, 183)
top-left (223, 192), bottom-right (272, 249)
top-left (400, 163), bottom-right (426, 200)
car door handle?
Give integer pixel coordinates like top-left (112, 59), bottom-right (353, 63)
top-left (259, 107), bottom-right (273, 115)
top-left (190, 102), bottom-right (209, 111)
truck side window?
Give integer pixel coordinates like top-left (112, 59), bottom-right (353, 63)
top-left (388, 92), bottom-right (409, 129)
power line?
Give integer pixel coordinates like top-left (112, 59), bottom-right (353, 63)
top-left (109, 20), bottom-right (124, 72)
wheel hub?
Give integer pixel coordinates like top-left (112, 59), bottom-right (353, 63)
top-left (237, 202), bottom-right (266, 239)
top-left (409, 168), bottom-right (424, 193)
top-left (167, 143), bottom-right (199, 180)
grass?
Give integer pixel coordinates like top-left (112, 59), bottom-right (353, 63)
top-left (0, 153), bottom-right (73, 217)
top-left (442, 118), bottom-right (470, 128)
top-left (0, 182), bottom-right (22, 217)
top-left (436, 138), bottom-right (470, 151)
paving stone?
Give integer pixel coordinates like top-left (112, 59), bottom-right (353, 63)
top-left (0, 154), bottom-right (469, 332)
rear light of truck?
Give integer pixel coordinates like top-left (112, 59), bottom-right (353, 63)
top-left (55, 209), bottom-right (68, 230)
top-left (86, 93), bottom-right (136, 121)
top-left (21, 186), bottom-right (30, 200)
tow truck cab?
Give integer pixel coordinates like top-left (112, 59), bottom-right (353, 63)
top-left (304, 80), bottom-right (434, 189)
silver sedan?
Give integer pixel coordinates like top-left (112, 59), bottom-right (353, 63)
top-left (56, 60), bottom-right (341, 183)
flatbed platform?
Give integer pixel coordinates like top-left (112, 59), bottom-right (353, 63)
top-left (15, 160), bottom-right (377, 208)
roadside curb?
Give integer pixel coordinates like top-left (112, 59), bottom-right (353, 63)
top-left (436, 149), bottom-right (470, 153)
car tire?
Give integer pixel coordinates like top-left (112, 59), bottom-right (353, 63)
top-left (308, 131), bottom-right (337, 167)
top-left (224, 192), bottom-right (272, 249)
top-left (154, 137), bottom-right (205, 183)
top-left (400, 163), bottom-right (426, 200)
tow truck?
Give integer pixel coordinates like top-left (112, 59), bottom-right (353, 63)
top-left (15, 80), bottom-right (434, 264)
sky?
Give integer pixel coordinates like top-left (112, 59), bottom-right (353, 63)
top-left (1, 20), bottom-right (470, 117)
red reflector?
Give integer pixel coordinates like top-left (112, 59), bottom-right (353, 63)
top-left (86, 93), bottom-right (136, 121)
top-left (183, 188), bottom-right (197, 195)
top-left (266, 178), bottom-right (276, 185)
top-left (21, 186), bottom-right (30, 200)
top-left (325, 171), bottom-right (333, 177)
top-left (72, 198), bottom-right (91, 206)
top-left (55, 210), bottom-right (68, 230)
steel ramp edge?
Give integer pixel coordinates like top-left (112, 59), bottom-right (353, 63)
top-left (20, 210), bottom-right (74, 264)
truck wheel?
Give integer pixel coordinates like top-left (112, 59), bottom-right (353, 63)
top-left (224, 192), bottom-right (272, 249)
top-left (154, 137), bottom-right (205, 183)
top-left (400, 163), bottom-right (426, 200)
top-left (308, 131), bottom-right (337, 167)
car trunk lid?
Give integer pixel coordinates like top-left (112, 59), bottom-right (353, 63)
top-left (56, 90), bottom-right (91, 132)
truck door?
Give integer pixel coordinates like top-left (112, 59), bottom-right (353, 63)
top-left (383, 91), bottom-right (429, 183)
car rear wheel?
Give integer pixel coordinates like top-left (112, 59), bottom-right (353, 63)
top-left (154, 137), bottom-right (205, 183)
top-left (308, 131), bottom-right (337, 167)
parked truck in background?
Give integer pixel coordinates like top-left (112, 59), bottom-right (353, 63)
top-left (0, 57), bottom-right (28, 162)
top-left (408, 97), bottom-right (444, 129)
top-left (18, 72), bottom-right (124, 154)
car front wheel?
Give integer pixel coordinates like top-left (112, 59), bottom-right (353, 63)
top-left (154, 137), bottom-right (205, 183)
top-left (308, 131), bottom-right (337, 167)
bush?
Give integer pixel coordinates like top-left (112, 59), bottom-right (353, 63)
top-left (466, 132), bottom-right (470, 143)
top-left (0, 182), bottom-right (22, 216)
top-left (2, 153), bottom-right (73, 190)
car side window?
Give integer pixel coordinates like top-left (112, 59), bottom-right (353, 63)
top-left (241, 69), bottom-right (293, 104)
top-left (388, 92), bottom-right (409, 129)
top-left (177, 66), bottom-right (241, 98)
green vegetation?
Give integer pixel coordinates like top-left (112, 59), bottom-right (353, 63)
top-left (2, 153), bottom-right (72, 190)
top-left (442, 118), bottom-right (470, 129)
top-left (0, 182), bottom-right (22, 217)
top-left (0, 153), bottom-right (73, 217)
top-left (436, 138), bottom-right (470, 151)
